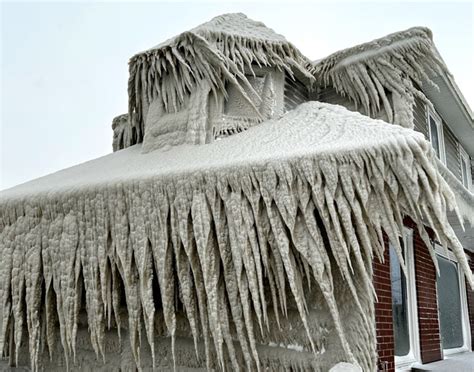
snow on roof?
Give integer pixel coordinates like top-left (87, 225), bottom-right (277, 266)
top-left (128, 13), bottom-right (314, 143)
top-left (1, 102), bottom-right (472, 371)
top-left (311, 27), bottom-right (447, 128)
top-left (313, 27), bottom-right (435, 70)
top-left (151, 12), bottom-right (288, 51)
top-left (1, 102), bottom-right (422, 201)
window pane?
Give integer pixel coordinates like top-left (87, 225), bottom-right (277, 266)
top-left (461, 158), bottom-right (469, 187)
top-left (429, 117), bottom-right (440, 158)
top-left (390, 246), bottom-right (410, 356)
top-left (224, 75), bottom-right (265, 117)
top-left (437, 255), bottom-right (464, 349)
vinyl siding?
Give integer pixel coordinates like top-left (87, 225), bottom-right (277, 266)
top-left (317, 85), bottom-right (392, 122)
top-left (284, 75), bottom-right (309, 112)
top-left (443, 122), bottom-right (462, 181)
top-left (317, 85), bottom-right (354, 110)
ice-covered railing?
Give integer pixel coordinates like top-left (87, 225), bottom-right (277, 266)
top-left (128, 13), bottom-right (314, 144)
top-left (1, 102), bottom-right (473, 371)
top-left (311, 27), bottom-right (447, 128)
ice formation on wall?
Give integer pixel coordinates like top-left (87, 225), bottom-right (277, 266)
top-left (312, 27), bottom-right (447, 128)
top-left (436, 159), bottom-right (474, 227)
top-left (112, 113), bottom-right (139, 152)
top-left (1, 102), bottom-right (472, 371)
top-left (128, 13), bottom-right (314, 143)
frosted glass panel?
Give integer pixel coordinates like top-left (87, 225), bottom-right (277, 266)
top-left (437, 255), bottom-right (464, 349)
top-left (390, 247), bottom-right (410, 356)
top-left (429, 117), bottom-right (440, 158)
top-left (461, 158), bottom-right (469, 187)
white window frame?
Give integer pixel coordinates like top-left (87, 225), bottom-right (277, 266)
top-left (434, 244), bottom-right (472, 356)
top-left (459, 145), bottom-right (472, 191)
top-left (391, 228), bottom-right (421, 370)
top-left (426, 106), bottom-right (446, 165)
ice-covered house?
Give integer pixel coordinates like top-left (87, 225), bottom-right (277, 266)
top-left (1, 13), bottom-right (473, 372)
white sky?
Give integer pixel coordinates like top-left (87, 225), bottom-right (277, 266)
top-left (1, 1), bottom-right (473, 190)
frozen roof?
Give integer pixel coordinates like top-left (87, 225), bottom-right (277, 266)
top-left (312, 27), bottom-right (437, 72)
top-left (0, 102), bottom-right (425, 201)
top-left (311, 27), bottom-right (447, 128)
top-left (128, 13), bottom-right (314, 143)
top-left (150, 12), bottom-right (288, 51)
top-left (1, 102), bottom-right (473, 371)
top-left (126, 15), bottom-right (454, 152)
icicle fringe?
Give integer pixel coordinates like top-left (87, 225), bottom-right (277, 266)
top-left (1, 103), bottom-right (472, 371)
top-left (311, 27), bottom-right (447, 128)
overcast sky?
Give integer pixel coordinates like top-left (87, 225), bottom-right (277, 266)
top-left (1, 1), bottom-right (473, 190)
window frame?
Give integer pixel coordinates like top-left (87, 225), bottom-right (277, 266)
top-left (391, 228), bottom-right (421, 369)
top-left (459, 145), bottom-right (472, 191)
top-left (434, 244), bottom-right (472, 356)
top-left (426, 106), bottom-right (446, 165)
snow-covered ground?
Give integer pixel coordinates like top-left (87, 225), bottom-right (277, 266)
top-left (412, 352), bottom-right (474, 371)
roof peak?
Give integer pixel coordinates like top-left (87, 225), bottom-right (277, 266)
top-left (313, 26), bottom-right (433, 70)
top-left (147, 12), bottom-right (288, 53)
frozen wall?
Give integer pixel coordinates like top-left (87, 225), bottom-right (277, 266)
top-left (6, 264), bottom-right (375, 371)
top-left (141, 66), bottom-right (286, 152)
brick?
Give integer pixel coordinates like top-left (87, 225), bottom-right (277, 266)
top-left (411, 220), bottom-right (442, 365)
top-left (374, 234), bottom-right (395, 372)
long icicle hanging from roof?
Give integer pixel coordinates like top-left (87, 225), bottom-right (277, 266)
top-left (1, 105), bottom-right (473, 371)
top-left (311, 27), bottom-right (447, 128)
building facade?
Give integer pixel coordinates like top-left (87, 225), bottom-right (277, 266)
top-left (1, 13), bottom-right (473, 372)
top-left (313, 28), bottom-right (474, 371)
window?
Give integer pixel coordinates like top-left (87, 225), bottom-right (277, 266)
top-left (217, 68), bottom-right (280, 138)
top-left (435, 245), bottom-right (471, 355)
top-left (389, 228), bottom-right (420, 367)
top-left (427, 107), bottom-right (446, 164)
top-left (459, 146), bottom-right (472, 190)
top-left (224, 74), bottom-right (266, 118)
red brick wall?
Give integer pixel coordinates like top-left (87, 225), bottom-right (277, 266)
top-left (466, 251), bottom-right (474, 347)
top-left (373, 234), bottom-right (395, 372)
top-left (405, 219), bottom-right (443, 364)
top-left (374, 218), bottom-right (473, 369)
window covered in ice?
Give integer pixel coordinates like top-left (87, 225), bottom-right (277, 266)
top-left (225, 75), bottom-right (266, 118)
top-left (390, 245), bottom-right (410, 356)
top-left (427, 108), bottom-right (445, 164)
top-left (459, 146), bottom-right (472, 190)
top-left (216, 68), bottom-right (284, 139)
top-left (389, 229), bottom-right (420, 365)
top-left (429, 117), bottom-right (440, 156)
top-left (437, 254), bottom-right (464, 349)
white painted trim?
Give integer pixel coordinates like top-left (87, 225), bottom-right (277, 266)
top-left (459, 145), bottom-right (473, 191)
top-left (426, 105), bottom-right (446, 165)
top-left (434, 244), bottom-right (472, 356)
top-left (392, 228), bottom-right (421, 370)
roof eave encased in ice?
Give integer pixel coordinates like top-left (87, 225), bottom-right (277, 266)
top-left (1, 102), bottom-right (473, 371)
top-left (310, 27), bottom-right (448, 129)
